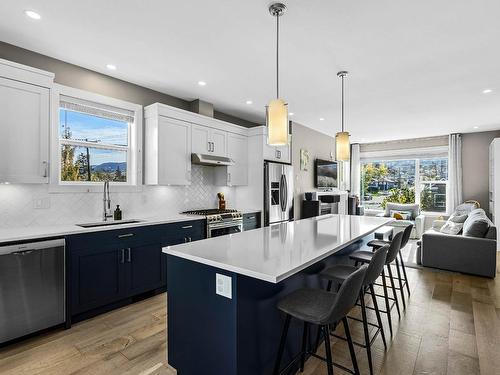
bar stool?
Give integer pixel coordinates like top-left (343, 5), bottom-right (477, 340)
top-left (350, 230), bottom-right (404, 337)
top-left (319, 246), bottom-right (388, 375)
top-left (273, 266), bottom-right (367, 375)
top-left (367, 224), bottom-right (412, 309)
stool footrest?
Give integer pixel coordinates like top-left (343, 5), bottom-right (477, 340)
top-left (308, 352), bottom-right (357, 375)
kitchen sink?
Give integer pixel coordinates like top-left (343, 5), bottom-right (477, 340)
top-left (76, 219), bottom-right (143, 228)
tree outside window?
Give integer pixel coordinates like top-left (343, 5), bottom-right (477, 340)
top-left (361, 157), bottom-right (448, 212)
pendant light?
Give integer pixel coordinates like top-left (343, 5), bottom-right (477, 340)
top-left (266, 3), bottom-right (289, 146)
top-left (336, 71), bottom-right (350, 161)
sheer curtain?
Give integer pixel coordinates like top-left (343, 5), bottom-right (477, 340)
top-left (448, 133), bottom-right (463, 213)
top-left (350, 143), bottom-right (361, 196)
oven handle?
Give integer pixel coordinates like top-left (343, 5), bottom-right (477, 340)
top-left (208, 222), bottom-right (243, 229)
top-left (208, 223), bottom-right (243, 237)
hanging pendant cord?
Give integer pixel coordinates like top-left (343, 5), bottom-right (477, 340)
top-left (341, 74), bottom-right (345, 132)
top-left (276, 14), bottom-right (280, 99)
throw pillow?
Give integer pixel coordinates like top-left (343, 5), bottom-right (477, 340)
top-left (462, 209), bottom-right (490, 238)
top-left (440, 221), bottom-right (463, 235)
top-left (390, 210), bottom-right (411, 220)
top-left (448, 213), bottom-right (468, 223)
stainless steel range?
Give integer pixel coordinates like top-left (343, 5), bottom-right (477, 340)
top-left (182, 209), bottom-right (243, 238)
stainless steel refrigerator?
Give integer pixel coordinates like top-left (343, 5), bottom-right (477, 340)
top-left (264, 161), bottom-right (294, 226)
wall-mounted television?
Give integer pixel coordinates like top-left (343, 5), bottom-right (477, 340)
top-left (315, 159), bottom-right (338, 188)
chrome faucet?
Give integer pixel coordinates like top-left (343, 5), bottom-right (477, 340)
top-left (103, 180), bottom-right (112, 221)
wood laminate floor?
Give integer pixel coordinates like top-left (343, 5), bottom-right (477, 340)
top-left (1, 255), bottom-right (499, 375)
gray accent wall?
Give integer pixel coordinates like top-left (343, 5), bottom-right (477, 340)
top-left (0, 41), bottom-right (259, 128)
top-left (292, 123), bottom-right (335, 219)
top-left (462, 130), bottom-right (500, 211)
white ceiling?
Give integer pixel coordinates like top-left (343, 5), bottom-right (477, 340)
top-left (1, 0), bottom-right (500, 142)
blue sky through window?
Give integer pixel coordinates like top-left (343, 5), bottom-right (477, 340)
top-left (59, 109), bottom-right (128, 166)
top-left (59, 109), bottom-right (128, 147)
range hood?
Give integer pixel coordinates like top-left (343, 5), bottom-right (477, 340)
top-left (191, 153), bottom-right (235, 167)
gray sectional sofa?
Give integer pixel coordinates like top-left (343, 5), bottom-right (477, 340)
top-left (421, 207), bottom-right (497, 278)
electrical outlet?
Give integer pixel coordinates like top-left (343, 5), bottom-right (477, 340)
top-left (33, 197), bottom-right (50, 209)
top-left (215, 273), bottom-right (232, 299)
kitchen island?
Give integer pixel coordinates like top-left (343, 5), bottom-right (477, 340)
top-left (164, 214), bottom-right (392, 375)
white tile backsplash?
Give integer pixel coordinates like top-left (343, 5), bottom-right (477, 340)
top-left (0, 165), bottom-right (237, 228)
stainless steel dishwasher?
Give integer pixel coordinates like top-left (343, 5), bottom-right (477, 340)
top-left (0, 238), bottom-right (65, 344)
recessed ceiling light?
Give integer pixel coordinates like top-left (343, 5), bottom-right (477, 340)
top-left (24, 10), bottom-right (41, 20)
top-left (473, 126), bottom-right (479, 129)
top-left (106, 64), bottom-right (117, 71)
top-left (483, 89), bottom-right (493, 94)
top-left (289, 112), bottom-right (294, 116)
top-left (319, 117), bottom-right (325, 121)
top-left (198, 81), bottom-right (207, 86)
top-left (245, 100), bottom-right (253, 105)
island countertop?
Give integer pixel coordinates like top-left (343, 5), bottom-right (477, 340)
top-left (163, 214), bottom-right (393, 283)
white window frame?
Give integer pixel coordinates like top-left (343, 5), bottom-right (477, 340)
top-left (50, 84), bottom-right (143, 192)
top-left (360, 146), bottom-right (449, 215)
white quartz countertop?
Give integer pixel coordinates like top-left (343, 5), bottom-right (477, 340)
top-left (0, 214), bottom-right (200, 244)
top-left (163, 214), bottom-right (393, 283)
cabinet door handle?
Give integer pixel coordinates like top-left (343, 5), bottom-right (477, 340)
top-left (207, 141), bottom-right (211, 152)
top-left (120, 249), bottom-right (125, 264)
top-left (247, 216), bottom-right (255, 220)
top-left (42, 161), bottom-right (48, 178)
top-left (182, 225), bottom-right (193, 229)
top-left (118, 233), bottom-right (134, 238)
top-left (228, 173), bottom-right (231, 183)
top-left (126, 248), bottom-right (131, 263)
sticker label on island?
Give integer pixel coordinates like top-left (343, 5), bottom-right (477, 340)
top-left (216, 273), bottom-right (232, 299)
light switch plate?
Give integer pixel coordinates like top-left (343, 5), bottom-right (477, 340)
top-left (215, 273), bottom-right (232, 299)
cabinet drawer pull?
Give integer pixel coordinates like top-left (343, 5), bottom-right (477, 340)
top-left (42, 161), bottom-right (48, 178)
top-left (181, 225), bottom-right (193, 229)
top-left (118, 233), bottom-right (135, 238)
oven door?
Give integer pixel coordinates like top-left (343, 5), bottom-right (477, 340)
top-left (208, 222), bottom-right (243, 238)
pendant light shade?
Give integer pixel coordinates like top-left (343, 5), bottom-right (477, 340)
top-left (335, 71), bottom-right (350, 161)
top-left (267, 98), bottom-right (288, 145)
top-left (266, 3), bottom-right (289, 146)
top-left (335, 131), bottom-right (350, 161)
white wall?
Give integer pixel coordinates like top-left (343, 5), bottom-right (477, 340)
top-left (0, 165), bottom-right (236, 227)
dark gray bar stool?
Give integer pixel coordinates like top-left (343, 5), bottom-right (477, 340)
top-left (320, 246), bottom-right (388, 375)
top-left (350, 230), bottom-right (404, 337)
top-left (273, 266), bottom-right (367, 375)
top-left (367, 224), bottom-right (412, 309)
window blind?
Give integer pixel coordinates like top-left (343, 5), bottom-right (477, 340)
top-left (60, 95), bottom-right (135, 123)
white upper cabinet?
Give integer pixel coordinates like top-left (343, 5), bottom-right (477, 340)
top-left (145, 116), bottom-right (191, 185)
top-left (263, 133), bottom-right (291, 164)
top-left (191, 124), bottom-right (211, 154)
top-left (144, 103), bottom-right (249, 186)
top-left (192, 124), bottom-right (227, 157)
top-left (215, 133), bottom-right (248, 186)
top-left (210, 129), bottom-right (228, 157)
top-left (0, 59), bottom-right (53, 184)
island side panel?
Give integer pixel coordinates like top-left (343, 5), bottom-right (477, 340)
top-left (235, 240), bottom-right (364, 375)
top-left (167, 255), bottom-right (238, 375)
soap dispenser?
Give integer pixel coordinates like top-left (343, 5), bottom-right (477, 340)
top-left (113, 205), bottom-right (122, 220)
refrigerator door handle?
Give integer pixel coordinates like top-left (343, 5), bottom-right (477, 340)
top-left (280, 174), bottom-right (288, 212)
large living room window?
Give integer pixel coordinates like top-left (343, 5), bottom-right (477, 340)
top-left (361, 157), bottom-right (448, 213)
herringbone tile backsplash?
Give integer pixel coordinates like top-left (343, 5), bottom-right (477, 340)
top-left (0, 166), bottom-right (237, 227)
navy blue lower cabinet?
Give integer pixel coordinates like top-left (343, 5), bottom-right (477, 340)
top-left (67, 220), bottom-right (205, 322)
top-left (69, 244), bottom-right (127, 315)
top-left (166, 249), bottom-right (360, 375)
top-left (243, 212), bottom-right (261, 231)
top-left (128, 243), bottom-right (166, 295)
